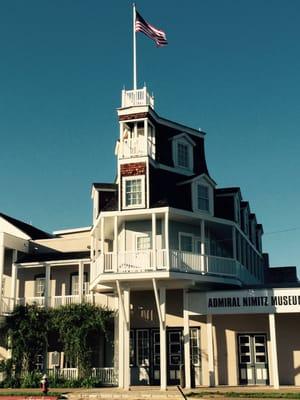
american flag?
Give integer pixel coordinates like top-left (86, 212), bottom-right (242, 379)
top-left (135, 11), bottom-right (168, 47)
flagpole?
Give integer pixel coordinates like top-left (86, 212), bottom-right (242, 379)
top-left (133, 3), bottom-right (137, 90)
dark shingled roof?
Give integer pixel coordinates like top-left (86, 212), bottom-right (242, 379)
top-left (216, 187), bottom-right (241, 195)
top-left (17, 251), bottom-right (90, 264)
top-left (0, 212), bottom-right (52, 239)
top-left (93, 183), bottom-right (117, 190)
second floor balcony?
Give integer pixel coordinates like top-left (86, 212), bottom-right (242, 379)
top-left (91, 249), bottom-right (260, 287)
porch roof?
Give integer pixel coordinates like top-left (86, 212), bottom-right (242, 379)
top-left (16, 250), bottom-right (90, 264)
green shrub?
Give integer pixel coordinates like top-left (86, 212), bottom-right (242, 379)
top-left (20, 371), bottom-right (42, 388)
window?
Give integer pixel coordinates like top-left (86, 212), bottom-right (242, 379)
top-left (70, 272), bottom-right (88, 296)
top-left (197, 184), bottom-right (209, 211)
top-left (130, 330), bottom-right (135, 366)
top-left (172, 134), bottom-right (195, 171)
top-left (177, 142), bottom-right (189, 168)
top-left (190, 328), bottom-right (201, 366)
top-left (136, 329), bottom-right (149, 366)
top-left (123, 175), bottom-right (145, 209)
top-left (35, 276), bottom-right (45, 297)
top-left (179, 233), bottom-right (193, 252)
top-left (136, 233), bottom-right (151, 251)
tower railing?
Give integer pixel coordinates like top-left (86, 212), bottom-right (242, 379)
top-left (121, 87), bottom-right (154, 108)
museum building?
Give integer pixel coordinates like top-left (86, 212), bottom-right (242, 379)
top-left (0, 86), bottom-right (299, 389)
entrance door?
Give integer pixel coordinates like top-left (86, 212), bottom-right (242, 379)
top-left (238, 334), bottom-right (269, 385)
top-left (167, 329), bottom-right (183, 385)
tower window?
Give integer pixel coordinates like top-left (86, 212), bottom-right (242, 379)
top-left (123, 175), bottom-right (145, 209)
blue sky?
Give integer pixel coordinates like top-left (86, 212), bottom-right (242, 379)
top-left (0, 0), bottom-right (299, 270)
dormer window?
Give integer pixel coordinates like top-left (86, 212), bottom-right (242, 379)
top-left (197, 184), bottom-right (209, 211)
top-left (177, 142), bottom-right (189, 168)
top-left (171, 133), bottom-right (195, 172)
top-left (123, 175), bottom-right (145, 209)
top-left (188, 176), bottom-right (215, 214)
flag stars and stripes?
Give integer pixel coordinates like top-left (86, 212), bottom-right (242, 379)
top-left (135, 11), bottom-right (168, 47)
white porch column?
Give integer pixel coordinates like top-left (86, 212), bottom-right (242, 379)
top-left (11, 250), bottom-right (18, 310)
top-left (114, 216), bottom-right (118, 272)
top-left (159, 287), bottom-right (167, 390)
top-left (183, 289), bottom-right (191, 389)
top-left (44, 264), bottom-right (51, 308)
top-left (152, 279), bottom-right (167, 390)
top-left (116, 281), bottom-right (130, 389)
top-left (123, 288), bottom-right (130, 390)
top-left (207, 314), bottom-right (215, 386)
top-left (0, 235), bottom-right (5, 314)
top-left (78, 261), bottom-right (84, 302)
top-left (100, 217), bottom-right (105, 272)
top-left (200, 219), bottom-right (205, 272)
top-left (91, 232), bottom-right (95, 263)
top-left (164, 211), bottom-right (170, 270)
top-left (118, 296), bottom-right (124, 388)
top-left (269, 313), bottom-right (279, 389)
top-left (152, 212), bottom-right (157, 269)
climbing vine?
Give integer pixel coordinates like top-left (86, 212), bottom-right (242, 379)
top-left (50, 303), bottom-right (114, 378)
top-left (0, 302), bottom-right (114, 383)
top-left (2, 304), bottom-right (50, 378)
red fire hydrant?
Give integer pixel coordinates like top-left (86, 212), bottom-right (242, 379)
top-left (40, 374), bottom-right (49, 395)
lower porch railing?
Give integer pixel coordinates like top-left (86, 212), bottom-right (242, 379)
top-left (46, 367), bottom-right (117, 385)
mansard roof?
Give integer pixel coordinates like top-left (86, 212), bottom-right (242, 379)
top-left (0, 212), bottom-right (52, 239)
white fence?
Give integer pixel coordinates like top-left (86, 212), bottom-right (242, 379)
top-left (47, 367), bottom-right (117, 385)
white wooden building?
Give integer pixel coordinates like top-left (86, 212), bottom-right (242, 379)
top-left (0, 87), bottom-right (299, 388)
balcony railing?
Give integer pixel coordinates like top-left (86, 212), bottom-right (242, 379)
top-left (121, 87), bottom-right (154, 108)
top-left (118, 137), bottom-right (152, 159)
top-left (93, 250), bottom-right (260, 285)
top-left (0, 293), bottom-right (116, 315)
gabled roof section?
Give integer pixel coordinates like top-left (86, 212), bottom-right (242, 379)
top-left (177, 173), bottom-right (217, 187)
top-left (169, 133), bottom-right (196, 146)
top-left (0, 212), bottom-right (52, 239)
